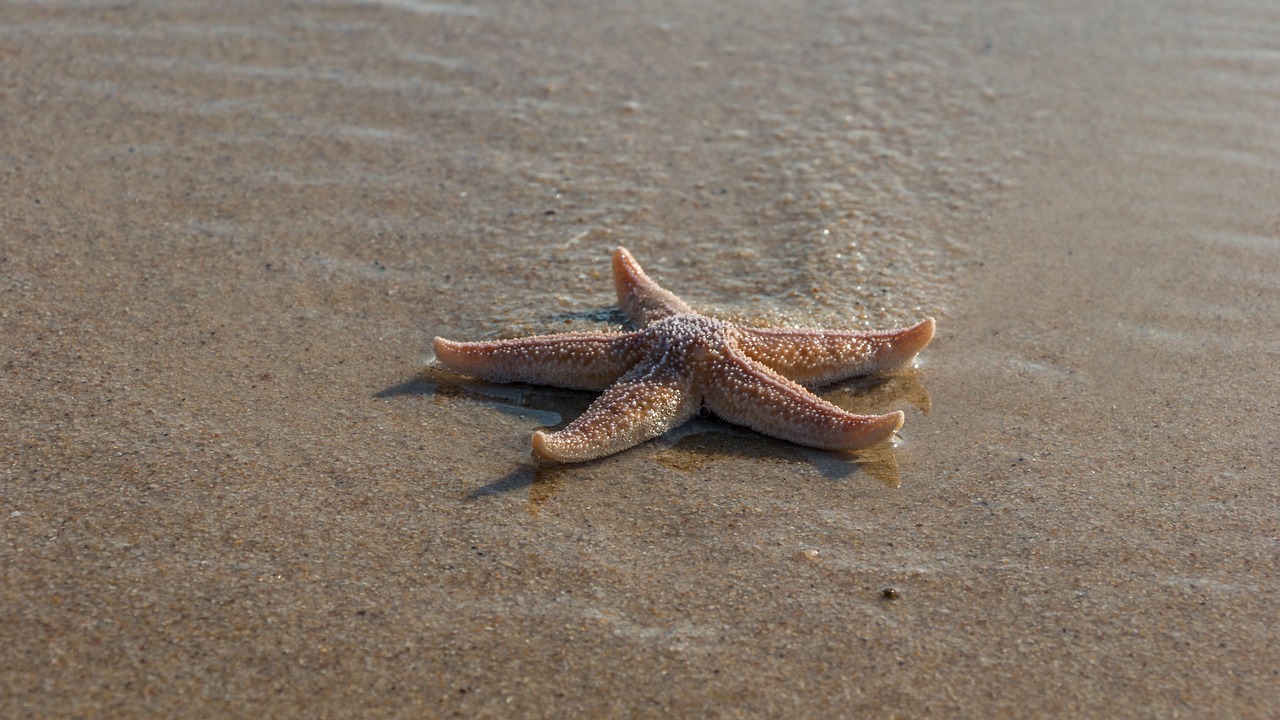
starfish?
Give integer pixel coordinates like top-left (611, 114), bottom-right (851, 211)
top-left (432, 247), bottom-right (935, 463)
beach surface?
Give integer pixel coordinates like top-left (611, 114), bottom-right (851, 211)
top-left (3, 0), bottom-right (1277, 717)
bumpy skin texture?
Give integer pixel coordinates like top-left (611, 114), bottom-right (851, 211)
top-left (433, 247), bottom-right (935, 462)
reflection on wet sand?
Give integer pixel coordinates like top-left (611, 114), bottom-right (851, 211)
top-left (825, 368), bottom-right (932, 418)
top-left (462, 429), bottom-right (904, 516)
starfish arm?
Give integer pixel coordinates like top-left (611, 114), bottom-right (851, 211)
top-left (532, 359), bottom-right (699, 462)
top-left (700, 350), bottom-right (904, 451)
top-left (612, 246), bottom-right (693, 327)
top-left (734, 317), bottom-right (935, 386)
top-left (432, 332), bottom-right (646, 391)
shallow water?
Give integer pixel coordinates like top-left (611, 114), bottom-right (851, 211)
top-left (2, 0), bottom-right (1278, 717)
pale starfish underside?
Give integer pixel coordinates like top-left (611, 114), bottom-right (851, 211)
top-left (433, 247), bottom-right (935, 463)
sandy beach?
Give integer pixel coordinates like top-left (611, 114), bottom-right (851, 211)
top-left (3, 0), bottom-right (1277, 717)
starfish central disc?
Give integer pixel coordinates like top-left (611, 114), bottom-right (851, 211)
top-left (645, 314), bottom-right (730, 360)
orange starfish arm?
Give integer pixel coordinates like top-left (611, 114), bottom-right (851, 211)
top-left (612, 246), bottom-right (692, 326)
top-left (700, 350), bottom-right (904, 451)
top-left (532, 361), bottom-right (699, 462)
top-left (735, 317), bottom-right (935, 386)
top-left (432, 332), bottom-right (645, 391)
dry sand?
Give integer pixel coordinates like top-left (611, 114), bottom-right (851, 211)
top-left (3, 0), bottom-right (1277, 717)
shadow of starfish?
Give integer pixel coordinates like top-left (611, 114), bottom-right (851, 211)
top-left (378, 359), bottom-right (927, 501)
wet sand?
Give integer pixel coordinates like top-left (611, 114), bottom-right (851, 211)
top-left (3, 0), bottom-right (1277, 717)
